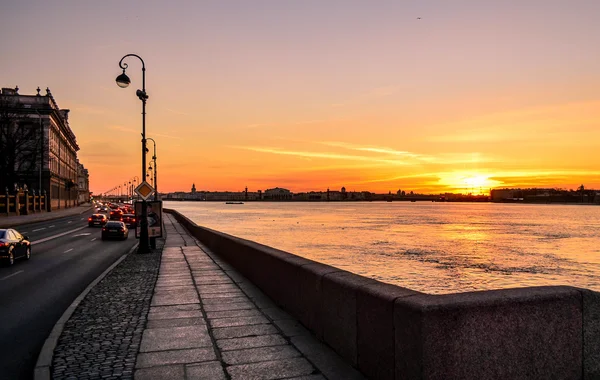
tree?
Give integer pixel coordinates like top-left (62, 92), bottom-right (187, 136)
top-left (0, 97), bottom-right (42, 192)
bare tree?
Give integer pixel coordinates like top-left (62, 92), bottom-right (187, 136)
top-left (0, 96), bottom-right (42, 192)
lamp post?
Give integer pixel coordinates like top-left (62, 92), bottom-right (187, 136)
top-left (147, 165), bottom-right (153, 187)
top-left (116, 53), bottom-right (150, 254)
top-left (132, 176), bottom-right (139, 200)
top-left (147, 137), bottom-right (158, 200)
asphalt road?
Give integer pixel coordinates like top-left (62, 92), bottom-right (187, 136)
top-left (0, 211), bottom-right (137, 380)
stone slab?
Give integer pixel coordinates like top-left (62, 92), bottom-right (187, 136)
top-left (210, 315), bottom-right (270, 328)
top-left (201, 291), bottom-right (246, 299)
top-left (217, 334), bottom-right (287, 351)
top-left (151, 292), bottom-right (199, 306)
top-left (273, 319), bottom-right (310, 337)
top-left (291, 335), bottom-right (366, 380)
top-left (203, 301), bottom-right (255, 312)
top-left (136, 348), bottom-right (216, 368)
top-left (140, 325), bottom-right (212, 352)
top-left (202, 296), bottom-right (249, 305)
top-left (221, 345), bottom-right (301, 365)
top-left (134, 364), bottom-right (184, 380)
top-left (226, 357), bottom-right (315, 380)
top-left (206, 308), bottom-right (262, 320)
top-left (186, 361), bottom-right (227, 380)
top-left (213, 324), bottom-right (279, 340)
top-left (147, 317), bottom-right (206, 329)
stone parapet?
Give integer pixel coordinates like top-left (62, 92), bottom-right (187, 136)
top-left (165, 208), bottom-right (599, 379)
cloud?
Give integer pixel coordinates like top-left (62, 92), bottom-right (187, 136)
top-left (318, 141), bottom-right (494, 165)
top-left (236, 146), bottom-right (411, 166)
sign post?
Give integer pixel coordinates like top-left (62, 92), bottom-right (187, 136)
top-left (135, 200), bottom-right (163, 239)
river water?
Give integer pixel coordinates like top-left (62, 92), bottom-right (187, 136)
top-left (165, 201), bottom-right (600, 294)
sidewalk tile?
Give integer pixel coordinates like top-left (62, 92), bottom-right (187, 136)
top-left (210, 315), bottom-right (270, 328)
top-left (226, 357), bottom-right (315, 380)
top-left (186, 361), bottom-right (227, 380)
top-left (217, 334), bottom-right (287, 351)
top-left (221, 345), bottom-right (301, 365)
top-left (147, 317), bottom-right (206, 329)
top-left (212, 324), bottom-right (278, 340)
top-left (136, 347), bottom-right (216, 368)
top-left (134, 364), bottom-right (184, 380)
top-left (140, 325), bottom-right (212, 352)
top-left (206, 308), bottom-right (262, 319)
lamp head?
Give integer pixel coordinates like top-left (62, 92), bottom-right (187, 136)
top-left (116, 70), bottom-right (130, 88)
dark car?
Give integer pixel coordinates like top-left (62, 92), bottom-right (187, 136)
top-left (101, 221), bottom-right (129, 240)
top-left (122, 214), bottom-right (137, 228)
top-left (0, 229), bottom-right (31, 266)
top-left (88, 213), bottom-right (108, 227)
top-left (109, 210), bottom-right (124, 221)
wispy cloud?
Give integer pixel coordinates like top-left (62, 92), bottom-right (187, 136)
top-left (318, 141), bottom-right (493, 165)
top-left (236, 146), bottom-right (411, 166)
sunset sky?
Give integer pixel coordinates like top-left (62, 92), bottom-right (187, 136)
top-left (2, 0), bottom-right (599, 195)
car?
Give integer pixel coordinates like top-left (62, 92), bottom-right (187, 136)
top-left (0, 229), bottom-right (31, 266)
top-left (122, 214), bottom-right (137, 228)
top-left (109, 210), bottom-right (124, 221)
top-left (88, 213), bottom-right (108, 227)
top-left (101, 221), bottom-right (129, 240)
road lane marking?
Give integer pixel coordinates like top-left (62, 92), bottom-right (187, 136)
top-left (49, 225), bottom-right (55, 228)
top-left (0, 270), bottom-right (24, 281)
top-left (21, 231), bottom-right (28, 234)
top-left (91, 238), bottom-right (97, 241)
top-left (64, 248), bottom-right (73, 253)
top-left (72, 233), bottom-right (92, 237)
top-left (67, 221), bottom-right (73, 224)
top-left (31, 226), bottom-right (87, 245)
top-left (33, 227), bottom-right (46, 232)
top-left (80, 218), bottom-right (84, 220)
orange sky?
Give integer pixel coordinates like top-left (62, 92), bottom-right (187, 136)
top-left (2, 1), bottom-right (599, 195)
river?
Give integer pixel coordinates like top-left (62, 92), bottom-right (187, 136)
top-left (165, 201), bottom-right (600, 294)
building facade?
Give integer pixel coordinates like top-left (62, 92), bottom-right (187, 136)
top-left (0, 86), bottom-right (84, 209)
top-left (77, 159), bottom-right (90, 204)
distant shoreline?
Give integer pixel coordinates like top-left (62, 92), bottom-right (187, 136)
top-left (162, 198), bottom-right (599, 206)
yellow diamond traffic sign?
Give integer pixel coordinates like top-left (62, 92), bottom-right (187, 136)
top-left (135, 181), bottom-right (155, 200)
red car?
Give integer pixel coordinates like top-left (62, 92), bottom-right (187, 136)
top-left (122, 214), bottom-right (137, 228)
top-left (109, 210), bottom-right (124, 221)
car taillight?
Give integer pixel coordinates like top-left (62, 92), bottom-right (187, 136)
top-left (120, 228), bottom-right (125, 232)
top-left (102, 228), bottom-right (107, 231)
top-left (0, 242), bottom-right (7, 247)
top-left (88, 217), bottom-right (92, 221)
top-left (132, 218), bottom-right (136, 222)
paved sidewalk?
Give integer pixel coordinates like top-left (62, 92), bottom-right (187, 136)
top-left (46, 212), bottom-right (364, 379)
top-left (135, 214), bottom-right (364, 379)
top-left (0, 203), bottom-right (94, 228)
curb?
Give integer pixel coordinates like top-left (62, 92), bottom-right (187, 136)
top-left (33, 242), bottom-right (139, 380)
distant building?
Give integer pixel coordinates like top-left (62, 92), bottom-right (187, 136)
top-left (0, 86), bottom-right (80, 209)
top-left (263, 187), bottom-right (292, 200)
top-left (77, 160), bottom-right (90, 204)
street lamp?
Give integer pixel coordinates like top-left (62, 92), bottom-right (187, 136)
top-left (116, 53), bottom-right (150, 254)
top-left (147, 137), bottom-right (158, 200)
top-left (147, 165), bottom-right (153, 187)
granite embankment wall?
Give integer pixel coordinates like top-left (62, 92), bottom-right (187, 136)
top-left (165, 209), bottom-right (599, 379)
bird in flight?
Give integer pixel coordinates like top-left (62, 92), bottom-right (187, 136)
top-left (417, 17), bottom-right (422, 19)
